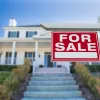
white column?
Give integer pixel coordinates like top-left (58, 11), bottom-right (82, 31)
top-left (35, 41), bottom-right (38, 60)
top-left (89, 62), bottom-right (92, 65)
top-left (11, 41), bottom-right (16, 65)
top-left (34, 41), bottom-right (38, 68)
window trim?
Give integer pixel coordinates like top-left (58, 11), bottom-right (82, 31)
top-left (26, 31), bottom-right (37, 38)
top-left (6, 52), bottom-right (17, 58)
top-left (8, 31), bottom-right (19, 38)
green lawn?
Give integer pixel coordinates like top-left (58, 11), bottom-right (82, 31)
top-left (0, 72), bottom-right (11, 84)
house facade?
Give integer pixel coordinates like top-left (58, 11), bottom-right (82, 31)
top-left (0, 19), bottom-right (100, 73)
top-left (0, 19), bottom-right (71, 68)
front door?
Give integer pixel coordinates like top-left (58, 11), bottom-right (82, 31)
top-left (47, 54), bottom-right (53, 67)
top-left (44, 52), bottom-right (56, 67)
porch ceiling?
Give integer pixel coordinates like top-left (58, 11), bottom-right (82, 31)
top-left (0, 42), bottom-right (51, 48)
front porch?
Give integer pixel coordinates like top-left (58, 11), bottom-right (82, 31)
top-left (0, 39), bottom-right (70, 68)
top-left (0, 38), bottom-right (99, 74)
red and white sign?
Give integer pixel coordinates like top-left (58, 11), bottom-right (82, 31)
top-left (51, 32), bottom-right (100, 61)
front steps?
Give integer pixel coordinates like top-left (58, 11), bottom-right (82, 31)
top-left (22, 73), bottom-right (85, 100)
top-left (35, 68), bottom-right (68, 73)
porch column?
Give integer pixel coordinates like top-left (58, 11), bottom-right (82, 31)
top-left (89, 62), bottom-right (92, 65)
top-left (35, 41), bottom-right (38, 59)
top-left (11, 41), bottom-right (16, 65)
top-left (34, 41), bottom-right (38, 68)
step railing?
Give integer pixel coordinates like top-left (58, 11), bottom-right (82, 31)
top-left (63, 64), bottom-right (70, 74)
top-left (33, 59), bottom-right (38, 74)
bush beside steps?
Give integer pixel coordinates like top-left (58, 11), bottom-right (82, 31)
top-left (0, 59), bottom-right (31, 100)
top-left (74, 62), bottom-right (100, 98)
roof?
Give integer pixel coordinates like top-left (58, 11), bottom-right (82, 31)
top-left (17, 25), bottom-right (41, 27)
top-left (3, 23), bottom-right (100, 31)
top-left (41, 23), bottom-right (100, 31)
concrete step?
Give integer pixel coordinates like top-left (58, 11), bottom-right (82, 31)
top-left (33, 73), bottom-right (72, 77)
top-left (35, 68), bottom-right (68, 73)
top-left (22, 73), bottom-right (85, 100)
top-left (22, 97), bottom-right (86, 100)
top-left (27, 85), bottom-right (79, 91)
top-left (24, 91), bottom-right (82, 98)
top-left (31, 76), bottom-right (74, 80)
top-left (29, 80), bottom-right (76, 85)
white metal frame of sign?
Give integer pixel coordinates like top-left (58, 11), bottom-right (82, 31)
top-left (51, 31), bottom-right (100, 62)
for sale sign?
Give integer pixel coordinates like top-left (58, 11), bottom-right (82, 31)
top-left (51, 32), bottom-right (100, 61)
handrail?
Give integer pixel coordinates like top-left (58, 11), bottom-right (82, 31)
top-left (64, 64), bottom-right (70, 74)
top-left (33, 59), bottom-right (38, 74)
top-left (33, 61), bottom-right (35, 74)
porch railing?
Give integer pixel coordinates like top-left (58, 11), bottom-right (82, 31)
top-left (32, 58), bottom-right (39, 74)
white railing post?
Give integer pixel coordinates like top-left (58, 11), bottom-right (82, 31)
top-left (11, 41), bottom-right (16, 65)
top-left (67, 63), bottom-right (70, 74)
top-left (64, 63), bottom-right (70, 74)
top-left (89, 62), bottom-right (92, 65)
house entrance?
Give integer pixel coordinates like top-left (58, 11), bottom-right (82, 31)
top-left (44, 52), bottom-right (56, 67)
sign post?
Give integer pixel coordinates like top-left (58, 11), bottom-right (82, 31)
top-left (52, 32), bottom-right (100, 61)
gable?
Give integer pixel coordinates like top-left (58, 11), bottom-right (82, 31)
top-left (40, 31), bottom-right (51, 36)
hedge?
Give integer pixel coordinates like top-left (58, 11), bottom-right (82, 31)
top-left (0, 72), bottom-right (11, 84)
top-left (0, 65), bottom-right (17, 71)
top-left (0, 65), bottom-right (33, 73)
top-left (86, 65), bottom-right (100, 72)
top-left (70, 62), bottom-right (76, 73)
top-left (0, 59), bottom-right (31, 100)
top-left (74, 62), bottom-right (100, 98)
top-left (70, 63), bottom-right (100, 73)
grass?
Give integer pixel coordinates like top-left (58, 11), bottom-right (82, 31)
top-left (0, 72), bottom-right (11, 84)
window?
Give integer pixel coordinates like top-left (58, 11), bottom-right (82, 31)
top-left (5, 52), bottom-right (17, 64)
top-left (8, 31), bottom-right (19, 38)
top-left (25, 52), bottom-right (35, 64)
top-left (26, 31), bottom-right (37, 38)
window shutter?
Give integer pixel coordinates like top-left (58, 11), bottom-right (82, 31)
top-left (25, 52), bottom-right (27, 58)
top-left (8, 31), bottom-right (11, 37)
top-left (35, 31), bottom-right (37, 35)
top-left (6, 52), bottom-right (8, 58)
top-left (17, 31), bottom-right (19, 37)
top-left (33, 52), bottom-right (35, 57)
top-left (26, 31), bottom-right (28, 38)
top-left (15, 52), bottom-right (17, 58)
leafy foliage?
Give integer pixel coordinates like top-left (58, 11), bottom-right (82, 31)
top-left (0, 65), bottom-right (17, 71)
top-left (0, 72), bottom-right (11, 84)
top-left (74, 62), bottom-right (100, 97)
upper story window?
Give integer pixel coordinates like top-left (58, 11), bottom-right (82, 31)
top-left (8, 31), bottom-right (19, 38)
top-left (26, 31), bottom-right (37, 38)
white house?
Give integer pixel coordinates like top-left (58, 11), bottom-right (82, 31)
top-left (0, 19), bottom-right (100, 73)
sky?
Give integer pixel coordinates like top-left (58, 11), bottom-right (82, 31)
top-left (0, 0), bottom-right (100, 37)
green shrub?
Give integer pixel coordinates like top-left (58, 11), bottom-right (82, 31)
top-left (0, 85), bottom-right (10, 100)
top-left (0, 65), bottom-right (17, 71)
top-left (70, 62), bottom-right (76, 73)
top-left (70, 65), bottom-right (75, 73)
top-left (3, 74), bottom-right (19, 93)
top-left (24, 59), bottom-right (31, 73)
top-left (86, 65), bottom-right (100, 72)
top-left (2, 59), bottom-right (31, 99)
top-left (0, 72), bottom-right (11, 84)
top-left (74, 62), bottom-right (100, 97)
